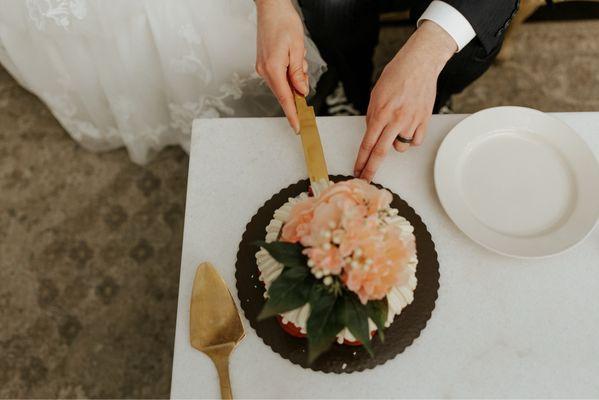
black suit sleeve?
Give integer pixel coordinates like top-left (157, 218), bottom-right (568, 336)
top-left (443, 0), bottom-right (520, 53)
top-left (411, 0), bottom-right (520, 54)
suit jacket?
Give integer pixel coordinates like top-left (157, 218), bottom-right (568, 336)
top-left (412, 0), bottom-right (521, 54)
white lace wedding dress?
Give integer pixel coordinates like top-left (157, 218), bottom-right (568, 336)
top-left (0, 0), bottom-right (325, 164)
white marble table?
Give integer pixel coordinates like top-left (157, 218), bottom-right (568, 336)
top-left (171, 113), bottom-right (599, 399)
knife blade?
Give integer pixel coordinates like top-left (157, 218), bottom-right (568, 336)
top-left (294, 92), bottom-right (329, 194)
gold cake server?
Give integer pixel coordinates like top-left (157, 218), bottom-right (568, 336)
top-left (294, 92), bottom-right (329, 193)
top-left (190, 262), bottom-right (245, 400)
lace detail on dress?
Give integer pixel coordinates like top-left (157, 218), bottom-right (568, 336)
top-left (169, 72), bottom-right (256, 135)
top-left (170, 24), bottom-right (212, 82)
top-left (41, 92), bottom-right (118, 143)
top-left (43, 91), bottom-right (170, 152)
top-left (113, 96), bottom-right (169, 146)
top-left (27, 0), bottom-right (87, 30)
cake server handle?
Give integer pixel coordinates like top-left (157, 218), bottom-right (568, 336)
top-left (205, 343), bottom-right (234, 399)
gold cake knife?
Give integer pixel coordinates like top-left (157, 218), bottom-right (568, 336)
top-left (294, 92), bottom-right (329, 193)
top-left (190, 262), bottom-right (245, 399)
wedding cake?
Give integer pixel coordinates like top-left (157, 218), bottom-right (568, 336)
top-left (255, 178), bottom-right (417, 361)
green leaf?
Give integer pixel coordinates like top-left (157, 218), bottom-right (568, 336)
top-left (254, 241), bottom-right (307, 269)
top-left (339, 293), bottom-right (373, 356)
top-left (306, 286), bottom-right (344, 363)
top-left (258, 266), bottom-right (311, 320)
top-left (365, 299), bottom-right (388, 342)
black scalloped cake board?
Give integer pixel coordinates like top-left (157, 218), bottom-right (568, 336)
top-left (235, 175), bottom-right (439, 373)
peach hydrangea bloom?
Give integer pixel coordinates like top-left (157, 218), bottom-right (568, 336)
top-left (281, 197), bottom-right (316, 243)
top-left (304, 246), bottom-right (344, 275)
top-left (342, 225), bottom-right (415, 304)
top-left (280, 178), bottom-right (415, 301)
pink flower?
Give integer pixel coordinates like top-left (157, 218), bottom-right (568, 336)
top-left (342, 226), bottom-right (415, 304)
top-left (366, 186), bottom-right (392, 215)
top-left (301, 202), bottom-right (342, 247)
top-left (315, 182), bottom-right (354, 204)
top-left (318, 179), bottom-right (392, 216)
top-left (304, 246), bottom-right (344, 275)
top-left (338, 217), bottom-right (378, 257)
top-left (279, 178), bottom-right (414, 302)
top-left (281, 198), bottom-right (316, 243)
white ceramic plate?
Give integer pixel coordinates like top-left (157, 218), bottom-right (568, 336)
top-left (434, 106), bottom-right (599, 258)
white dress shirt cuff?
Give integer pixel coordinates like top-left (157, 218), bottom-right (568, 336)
top-left (417, 0), bottom-right (476, 52)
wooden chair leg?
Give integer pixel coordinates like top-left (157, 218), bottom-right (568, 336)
top-left (496, 0), bottom-right (545, 62)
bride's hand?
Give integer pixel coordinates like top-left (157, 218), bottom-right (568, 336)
top-left (354, 21), bottom-right (456, 182)
top-left (256, 0), bottom-right (309, 133)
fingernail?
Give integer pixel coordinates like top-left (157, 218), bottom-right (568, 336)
top-left (303, 82), bottom-right (309, 96)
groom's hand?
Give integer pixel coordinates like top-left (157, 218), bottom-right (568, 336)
top-left (354, 21), bottom-right (457, 182)
top-left (256, 0), bottom-right (309, 133)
